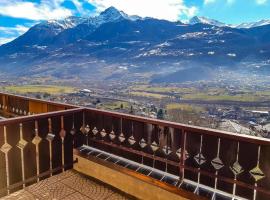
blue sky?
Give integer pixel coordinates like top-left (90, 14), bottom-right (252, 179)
top-left (0, 0), bottom-right (269, 45)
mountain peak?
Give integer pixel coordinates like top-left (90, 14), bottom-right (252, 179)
top-left (189, 16), bottom-right (226, 27)
top-left (101, 6), bottom-right (120, 15)
top-left (85, 6), bottom-right (141, 27)
top-left (100, 6), bottom-right (124, 19)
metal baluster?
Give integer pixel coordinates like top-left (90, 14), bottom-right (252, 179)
top-left (46, 118), bottom-right (55, 177)
top-left (70, 114), bottom-right (76, 147)
top-left (118, 118), bottom-right (125, 143)
top-left (17, 123), bottom-right (27, 188)
top-left (80, 111), bottom-right (90, 145)
top-left (60, 116), bottom-right (66, 172)
top-left (250, 145), bottom-right (265, 200)
top-left (0, 126), bottom-right (12, 194)
top-left (100, 115), bottom-right (107, 138)
top-left (32, 120), bottom-right (42, 182)
top-left (179, 130), bottom-right (187, 182)
top-left (128, 122), bottom-right (136, 145)
top-left (230, 142), bottom-right (243, 198)
top-left (211, 138), bottom-right (224, 198)
top-left (151, 125), bottom-right (159, 169)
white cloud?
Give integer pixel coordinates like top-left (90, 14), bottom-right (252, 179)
top-left (204, 0), bottom-right (216, 5)
top-left (0, 25), bottom-right (29, 35)
top-left (0, 0), bottom-right (73, 20)
top-left (0, 37), bottom-right (16, 45)
top-left (88, 0), bottom-right (198, 21)
top-left (256, 0), bottom-right (267, 4)
top-left (0, 24), bottom-right (32, 45)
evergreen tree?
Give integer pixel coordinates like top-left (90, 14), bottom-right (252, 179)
top-left (157, 109), bottom-right (164, 120)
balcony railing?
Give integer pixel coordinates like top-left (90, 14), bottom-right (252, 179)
top-left (0, 92), bottom-right (269, 200)
top-left (0, 92), bottom-right (77, 118)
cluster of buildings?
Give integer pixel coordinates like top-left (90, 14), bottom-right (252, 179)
top-left (208, 106), bottom-right (270, 137)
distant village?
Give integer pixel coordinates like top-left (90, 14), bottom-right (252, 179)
top-left (38, 88), bottom-right (270, 139)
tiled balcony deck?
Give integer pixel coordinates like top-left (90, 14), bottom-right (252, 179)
top-left (0, 170), bottom-right (133, 200)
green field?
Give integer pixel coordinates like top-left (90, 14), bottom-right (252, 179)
top-left (130, 91), bottom-right (170, 99)
top-left (131, 85), bottom-right (196, 94)
top-left (97, 101), bottom-right (130, 110)
top-left (2, 85), bottom-right (76, 94)
top-left (166, 103), bottom-right (205, 112)
top-left (130, 84), bottom-right (270, 102)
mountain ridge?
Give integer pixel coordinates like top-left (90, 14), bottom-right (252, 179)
top-left (0, 7), bottom-right (270, 83)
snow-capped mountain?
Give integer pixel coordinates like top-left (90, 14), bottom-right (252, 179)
top-left (236, 19), bottom-right (270, 29)
top-left (0, 7), bottom-right (270, 83)
top-left (189, 16), bottom-right (226, 27)
top-left (38, 16), bottom-right (86, 34)
top-left (188, 16), bottom-right (270, 29)
top-left (84, 6), bottom-right (141, 28)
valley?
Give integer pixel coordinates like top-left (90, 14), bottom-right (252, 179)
top-left (1, 6), bottom-right (270, 138)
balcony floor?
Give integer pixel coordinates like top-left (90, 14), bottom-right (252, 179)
top-left (0, 170), bottom-right (133, 200)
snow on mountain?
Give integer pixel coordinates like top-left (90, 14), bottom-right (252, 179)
top-left (189, 16), bottom-right (226, 27)
top-left (83, 6), bottom-right (141, 28)
top-left (235, 19), bottom-right (270, 29)
top-left (189, 16), bottom-right (270, 29)
top-left (44, 16), bottom-right (85, 29)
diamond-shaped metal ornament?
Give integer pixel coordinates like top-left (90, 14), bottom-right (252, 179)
top-left (80, 126), bottom-right (86, 134)
top-left (250, 165), bottom-right (265, 182)
top-left (194, 153), bottom-right (206, 165)
top-left (0, 143), bottom-right (12, 154)
top-left (118, 133), bottom-right (125, 143)
top-left (17, 139), bottom-right (28, 150)
top-left (80, 125), bottom-right (90, 134)
top-left (59, 129), bottom-right (66, 139)
top-left (85, 125), bottom-right (90, 133)
top-left (151, 141), bottom-right (159, 152)
top-left (70, 128), bottom-right (76, 135)
top-left (32, 135), bottom-right (42, 145)
top-left (176, 148), bottom-right (189, 160)
top-left (46, 133), bottom-right (55, 142)
top-left (128, 135), bottom-right (136, 145)
top-left (139, 138), bottom-right (147, 148)
top-left (211, 157), bottom-right (224, 170)
top-left (230, 161), bottom-right (244, 176)
top-left (109, 130), bottom-right (116, 140)
top-left (100, 129), bottom-right (107, 137)
top-left (92, 127), bottom-right (98, 135)
top-left (162, 145), bottom-right (172, 155)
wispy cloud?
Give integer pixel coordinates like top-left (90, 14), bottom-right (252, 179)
top-left (88, 0), bottom-right (198, 21)
top-left (0, 37), bottom-right (17, 45)
top-left (0, 0), bottom-right (73, 20)
top-left (204, 0), bottom-right (216, 5)
top-left (256, 0), bottom-right (267, 4)
top-left (0, 24), bottom-right (32, 45)
top-left (0, 25), bottom-right (29, 35)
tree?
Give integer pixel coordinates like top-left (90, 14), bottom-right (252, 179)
top-left (43, 92), bottom-right (51, 98)
top-left (35, 94), bottom-right (41, 99)
top-left (157, 109), bottom-right (164, 120)
top-left (129, 105), bottom-right (134, 114)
